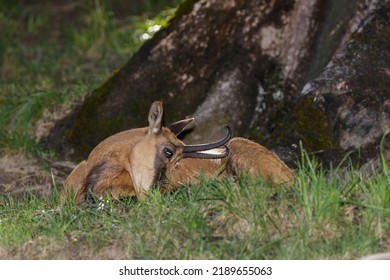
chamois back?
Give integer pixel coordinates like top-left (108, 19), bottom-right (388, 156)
top-left (226, 137), bottom-right (294, 185)
top-left (162, 137), bottom-right (294, 191)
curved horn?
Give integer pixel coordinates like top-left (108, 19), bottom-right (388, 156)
top-left (183, 126), bottom-right (232, 154)
top-left (183, 145), bottom-right (230, 159)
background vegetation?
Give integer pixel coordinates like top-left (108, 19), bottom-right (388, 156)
top-left (0, 0), bottom-right (182, 156)
top-left (0, 0), bottom-right (389, 259)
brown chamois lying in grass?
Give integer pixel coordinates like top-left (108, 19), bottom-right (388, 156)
top-left (161, 137), bottom-right (294, 192)
top-left (61, 101), bottom-right (230, 204)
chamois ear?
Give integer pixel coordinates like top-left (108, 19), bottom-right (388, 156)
top-left (148, 101), bottom-right (163, 135)
top-left (168, 118), bottom-right (194, 136)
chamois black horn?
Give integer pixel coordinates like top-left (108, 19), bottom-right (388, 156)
top-left (183, 145), bottom-right (229, 159)
top-left (183, 126), bottom-right (232, 154)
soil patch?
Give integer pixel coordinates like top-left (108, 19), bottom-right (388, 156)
top-left (0, 154), bottom-right (64, 200)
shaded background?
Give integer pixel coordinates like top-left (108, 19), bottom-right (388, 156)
top-left (1, 0), bottom-right (389, 169)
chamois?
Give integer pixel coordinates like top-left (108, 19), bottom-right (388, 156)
top-left (162, 137), bottom-right (294, 192)
top-left (61, 101), bottom-right (231, 204)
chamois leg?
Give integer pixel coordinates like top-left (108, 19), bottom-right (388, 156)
top-left (83, 161), bottom-right (135, 202)
top-left (93, 170), bottom-right (136, 199)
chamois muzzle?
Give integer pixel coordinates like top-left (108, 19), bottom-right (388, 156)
top-left (182, 126), bottom-right (232, 159)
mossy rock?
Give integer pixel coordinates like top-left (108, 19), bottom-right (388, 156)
top-left (269, 3), bottom-right (390, 165)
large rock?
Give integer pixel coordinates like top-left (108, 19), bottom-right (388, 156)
top-left (45, 0), bottom-right (387, 168)
top-left (270, 1), bottom-right (390, 166)
top-left (43, 0), bottom-right (323, 160)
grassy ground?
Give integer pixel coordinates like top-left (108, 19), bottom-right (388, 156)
top-left (1, 0), bottom-right (390, 259)
top-left (1, 152), bottom-right (389, 259)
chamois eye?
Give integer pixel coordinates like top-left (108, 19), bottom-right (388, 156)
top-left (164, 148), bottom-right (174, 159)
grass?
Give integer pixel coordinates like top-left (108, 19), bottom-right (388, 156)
top-left (0, 152), bottom-right (389, 259)
top-left (0, 0), bottom-right (182, 156)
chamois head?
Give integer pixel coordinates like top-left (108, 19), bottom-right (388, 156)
top-left (129, 101), bottom-right (231, 197)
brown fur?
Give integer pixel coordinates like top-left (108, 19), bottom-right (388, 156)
top-left (61, 101), bottom-right (192, 204)
top-left (163, 137), bottom-right (294, 191)
top-left (61, 160), bottom-right (87, 203)
top-left (226, 137), bottom-right (294, 184)
top-left (161, 148), bottom-right (228, 192)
